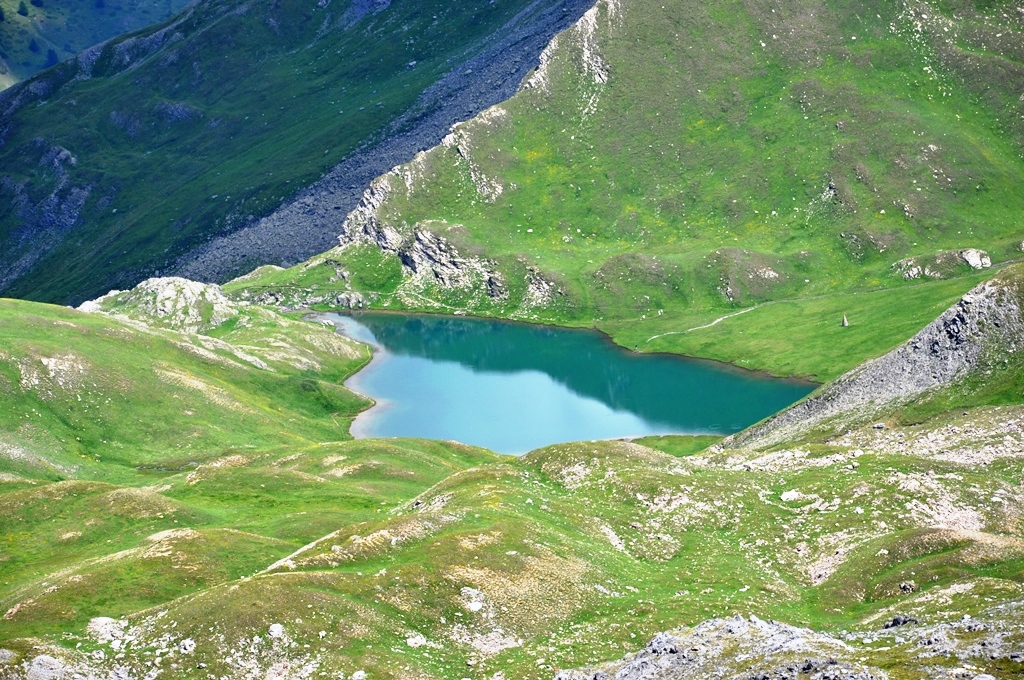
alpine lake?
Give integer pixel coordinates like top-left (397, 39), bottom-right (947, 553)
top-left (326, 313), bottom-right (816, 455)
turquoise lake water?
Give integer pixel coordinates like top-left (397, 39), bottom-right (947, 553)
top-left (327, 313), bottom-right (815, 455)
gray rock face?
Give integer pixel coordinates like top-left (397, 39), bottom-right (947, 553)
top-left (24, 656), bottom-right (66, 680)
top-left (554, 617), bottom-right (884, 680)
top-left (882, 615), bottom-right (918, 630)
top-left (728, 276), bottom-right (1024, 449)
top-left (78, 276), bottom-right (240, 333)
top-left (171, 0), bottom-right (598, 284)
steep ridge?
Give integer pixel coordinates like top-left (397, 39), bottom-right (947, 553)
top-left (0, 0), bottom-right (596, 305)
top-left (172, 0), bottom-right (600, 285)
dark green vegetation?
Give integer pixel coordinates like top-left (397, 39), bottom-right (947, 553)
top-left (0, 0), bottom-right (189, 86)
top-left (235, 0), bottom-right (1024, 381)
top-left (0, 0), bottom-right (591, 304)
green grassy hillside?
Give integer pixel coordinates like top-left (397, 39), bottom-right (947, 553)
top-left (1, 0), bottom-right (1023, 674)
top-left (0, 282), bottom-right (500, 643)
top-left (0, 0), bottom-right (189, 86)
top-left (233, 0), bottom-right (1024, 381)
top-left (2, 271), bottom-right (1024, 678)
top-left (0, 282), bottom-right (374, 484)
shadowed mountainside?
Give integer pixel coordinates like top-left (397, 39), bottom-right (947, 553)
top-left (0, 0), bottom-right (191, 87)
top-left (0, 0), bottom-right (596, 305)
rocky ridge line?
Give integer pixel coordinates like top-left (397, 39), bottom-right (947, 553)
top-left (77, 276), bottom-right (240, 333)
top-left (727, 273), bottom-right (1024, 449)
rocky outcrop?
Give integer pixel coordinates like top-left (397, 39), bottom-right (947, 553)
top-left (170, 0), bottom-right (599, 284)
top-left (441, 106), bottom-right (510, 202)
top-left (327, 171), bottom-right (509, 301)
top-left (891, 249), bottom-right (992, 281)
top-left (729, 273), bottom-right (1024, 449)
top-left (78, 276), bottom-right (241, 333)
top-left (0, 0), bottom-right (598, 303)
top-left (558, 602), bottom-right (1024, 680)
top-left (555, 617), bottom-right (884, 680)
top-left (397, 230), bottom-right (489, 290)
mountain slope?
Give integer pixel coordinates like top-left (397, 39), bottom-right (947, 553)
top-left (235, 0), bottom-right (1024, 381)
top-left (0, 278), bottom-right (373, 482)
top-left (0, 0), bottom-right (191, 87)
top-left (0, 0), bottom-right (597, 305)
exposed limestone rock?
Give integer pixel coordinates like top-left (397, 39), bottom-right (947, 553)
top-left (558, 602), bottom-right (1024, 678)
top-left (339, 176), bottom-right (398, 248)
top-left (399, 230), bottom-right (483, 289)
top-left (522, 35), bottom-right (561, 92)
top-left (86, 617), bottom-right (126, 643)
top-left (15, 352), bottom-right (89, 399)
top-left (75, 288), bottom-right (121, 313)
top-left (522, 0), bottom-right (618, 116)
top-left (960, 248), bottom-right (992, 270)
top-left (335, 175), bottom-right (509, 303)
top-left (729, 275), bottom-right (1024, 449)
top-left (892, 249), bottom-right (991, 280)
top-left (24, 655), bottom-right (68, 680)
top-left (441, 106), bottom-right (509, 202)
top-left (333, 291), bottom-right (368, 309)
top-left (575, 3), bottom-right (610, 85)
top-left (513, 266), bottom-right (558, 317)
top-left (555, 617), bottom-right (883, 680)
top-left (831, 406), bottom-right (1024, 466)
top-left (78, 277), bottom-right (241, 333)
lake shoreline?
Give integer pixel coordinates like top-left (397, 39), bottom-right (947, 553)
top-left (313, 311), bottom-right (815, 454)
